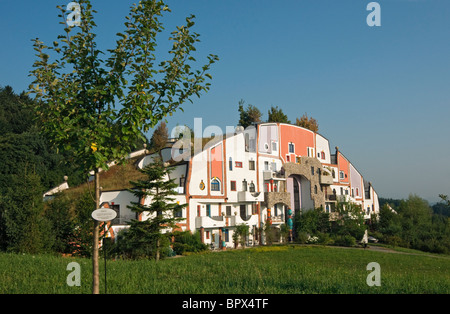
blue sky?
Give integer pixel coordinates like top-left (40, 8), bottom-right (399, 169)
top-left (1, 0), bottom-right (449, 203)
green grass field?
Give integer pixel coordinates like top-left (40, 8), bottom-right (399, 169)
top-left (0, 245), bottom-right (449, 294)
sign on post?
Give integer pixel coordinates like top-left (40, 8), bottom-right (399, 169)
top-left (91, 207), bottom-right (117, 222)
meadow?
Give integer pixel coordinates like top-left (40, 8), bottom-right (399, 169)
top-left (0, 245), bottom-right (448, 294)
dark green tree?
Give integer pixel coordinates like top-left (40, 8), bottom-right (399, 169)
top-left (0, 166), bottom-right (51, 254)
top-left (123, 157), bottom-right (186, 261)
top-left (267, 106), bottom-right (290, 124)
top-left (238, 99), bottom-right (262, 128)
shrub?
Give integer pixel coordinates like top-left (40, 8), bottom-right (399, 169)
top-left (172, 231), bottom-right (208, 255)
top-left (333, 235), bottom-right (356, 247)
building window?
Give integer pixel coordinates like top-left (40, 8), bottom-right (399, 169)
top-left (264, 161), bottom-right (269, 171)
top-left (229, 157), bottom-right (233, 171)
top-left (249, 160), bottom-right (255, 170)
top-left (197, 205), bottom-right (201, 217)
top-left (252, 203), bottom-right (258, 215)
top-left (235, 161), bottom-right (243, 168)
top-left (230, 181), bottom-right (236, 191)
top-left (206, 204), bottom-right (211, 217)
top-left (226, 205), bottom-right (232, 216)
top-left (356, 188), bottom-right (359, 197)
top-left (288, 142), bottom-right (295, 153)
top-left (224, 229), bottom-right (229, 242)
top-left (271, 162), bottom-right (277, 171)
top-left (314, 185), bottom-right (318, 194)
top-left (311, 166), bottom-right (315, 176)
top-left (339, 171), bottom-right (345, 180)
top-left (321, 151), bottom-right (325, 159)
top-left (249, 181), bottom-right (255, 192)
top-left (272, 141), bottom-right (278, 151)
top-left (179, 175), bottom-right (185, 187)
top-left (286, 155), bottom-right (290, 162)
top-left (242, 179), bottom-right (248, 191)
top-left (211, 179), bottom-right (220, 191)
top-left (206, 231), bottom-right (210, 239)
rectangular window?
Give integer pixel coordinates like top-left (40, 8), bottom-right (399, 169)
top-left (197, 205), bottom-right (201, 217)
top-left (242, 180), bottom-right (248, 191)
top-left (264, 161), bottom-right (269, 171)
top-left (229, 158), bottom-right (233, 171)
top-left (288, 142), bottom-right (295, 153)
top-left (249, 160), bottom-right (255, 170)
top-left (271, 162), bottom-right (277, 171)
top-left (235, 161), bottom-right (243, 168)
top-left (272, 141), bottom-right (278, 151)
top-left (206, 204), bottom-right (211, 217)
top-left (206, 231), bottom-right (210, 240)
top-left (339, 171), bottom-right (345, 180)
top-left (252, 203), bottom-right (258, 215)
top-left (226, 205), bottom-right (232, 216)
top-left (286, 155), bottom-right (290, 162)
top-left (230, 181), bottom-right (236, 191)
top-left (224, 229), bottom-right (229, 242)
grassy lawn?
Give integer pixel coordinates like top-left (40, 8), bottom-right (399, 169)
top-left (0, 245), bottom-right (449, 294)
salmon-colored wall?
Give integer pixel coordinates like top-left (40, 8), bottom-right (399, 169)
top-left (338, 154), bottom-right (349, 183)
top-left (280, 124), bottom-right (315, 160)
top-left (210, 143), bottom-right (223, 186)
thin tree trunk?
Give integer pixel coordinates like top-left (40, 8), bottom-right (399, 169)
top-left (156, 238), bottom-right (160, 262)
top-left (92, 169), bottom-right (100, 294)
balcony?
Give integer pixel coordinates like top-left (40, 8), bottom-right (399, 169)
top-left (238, 191), bottom-right (264, 202)
top-left (195, 215), bottom-right (237, 229)
top-left (320, 173), bottom-right (334, 185)
top-left (263, 171), bottom-right (285, 180)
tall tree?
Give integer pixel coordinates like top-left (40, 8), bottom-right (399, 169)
top-left (267, 106), bottom-right (290, 124)
top-left (126, 157), bottom-right (186, 261)
top-left (28, 0), bottom-right (217, 293)
top-left (238, 99), bottom-right (262, 128)
top-left (295, 113), bottom-right (319, 132)
top-left (149, 121), bottom-right (169, 152)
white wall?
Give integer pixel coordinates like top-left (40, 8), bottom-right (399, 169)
top-left (315, 134), bottom-right (331, 164)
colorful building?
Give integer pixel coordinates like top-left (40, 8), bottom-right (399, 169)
top-left (100, 122), bottom-right (379, 248)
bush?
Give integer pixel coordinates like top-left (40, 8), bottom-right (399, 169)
top-left (296, 231), bottom-right (309, 244)
top-left (172, 231), bottom-right (208, 255)
top-left (333, 235), bottom-right (356, 247)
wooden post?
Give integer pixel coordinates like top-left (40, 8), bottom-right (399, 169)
top-left (92, 170), bottom-right (100, 294)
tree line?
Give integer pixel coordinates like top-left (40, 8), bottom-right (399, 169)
top-left (292, 195), bottom-right (450, 254)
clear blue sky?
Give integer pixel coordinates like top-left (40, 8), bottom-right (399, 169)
top-left (1, 0), bottom-right (449, 203)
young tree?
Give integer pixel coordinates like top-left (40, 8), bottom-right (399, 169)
top-left (125, 157), bottom-right (186, 261)
top-left (28, 0), bottom-right (217, 293)
top-left (238, 99), bottom-right (262, 128)
top-left (267, 106), bottom-right (290, 124)
top-left (295, 113), bottom-right (319, 132)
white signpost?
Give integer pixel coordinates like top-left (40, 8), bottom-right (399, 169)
top-left (91, 207), bottom-right (117, 294)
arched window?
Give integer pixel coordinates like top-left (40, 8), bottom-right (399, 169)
top-left (211, 179), bottom-right (220, 191)
top-left (321, 151), bottom-right (325, 159)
